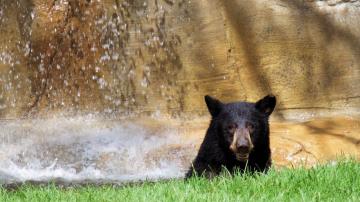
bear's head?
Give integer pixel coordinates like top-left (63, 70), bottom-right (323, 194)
top-left (204, 95), bottom-right (276, 162)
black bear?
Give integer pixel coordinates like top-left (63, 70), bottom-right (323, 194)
top-left (185, 94), bottom-right (276, 178)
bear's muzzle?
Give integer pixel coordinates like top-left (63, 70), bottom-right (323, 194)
top-left (229, 128), bottom-right (254, 161)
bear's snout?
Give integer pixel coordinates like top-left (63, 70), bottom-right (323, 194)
top-left (229, 128), bottom-right (254, 161)
top-left (237, 144), bottom-right (251, 154)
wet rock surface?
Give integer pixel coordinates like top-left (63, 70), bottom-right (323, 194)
top-left (0, 116), bottom-right (359, 185)
top-left (0, 0), bottom-right (359, 120)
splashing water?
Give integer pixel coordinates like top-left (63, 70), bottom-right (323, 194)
top-left (0, 116), bottom-right (196, 185)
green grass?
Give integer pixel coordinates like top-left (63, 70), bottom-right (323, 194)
top-left (1, 159), bottom-right (359, 202)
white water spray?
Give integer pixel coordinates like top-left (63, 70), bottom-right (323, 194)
top-left (0, 116), bottom-right (196, 185)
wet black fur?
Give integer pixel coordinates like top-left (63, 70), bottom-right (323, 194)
top-left (185, 95), bottom-right (276, 178)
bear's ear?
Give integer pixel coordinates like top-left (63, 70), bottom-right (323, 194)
top-left (255, 94), bottom-right (276, 116)
top-left (204, 95), bottom-right (223, 117)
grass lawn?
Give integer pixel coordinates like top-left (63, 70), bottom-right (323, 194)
top-left (1, 159), bottom-right (359, 202)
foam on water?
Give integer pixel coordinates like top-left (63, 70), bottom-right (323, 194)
top-left (0, 116), bottom-right (193, 185)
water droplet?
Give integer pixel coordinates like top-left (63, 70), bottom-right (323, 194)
top-left (30, 11), bottom-right (35, 20)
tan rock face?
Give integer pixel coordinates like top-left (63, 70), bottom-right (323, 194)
top-left (0, 0), bottom-right (359, 119)
top-left (168, 117), bottom-right (360, 167)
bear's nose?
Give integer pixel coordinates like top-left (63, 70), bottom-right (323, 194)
top-left (237, 144), bottom-right (250, 154)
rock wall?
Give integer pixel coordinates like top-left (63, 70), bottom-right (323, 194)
top-left (0, 0), bottom-right (359, 120)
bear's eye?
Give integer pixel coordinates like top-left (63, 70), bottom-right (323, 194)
top-left (227, 123), bottom-right (237, 132)
top-left (246, 122), bottom-right (255, 132)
